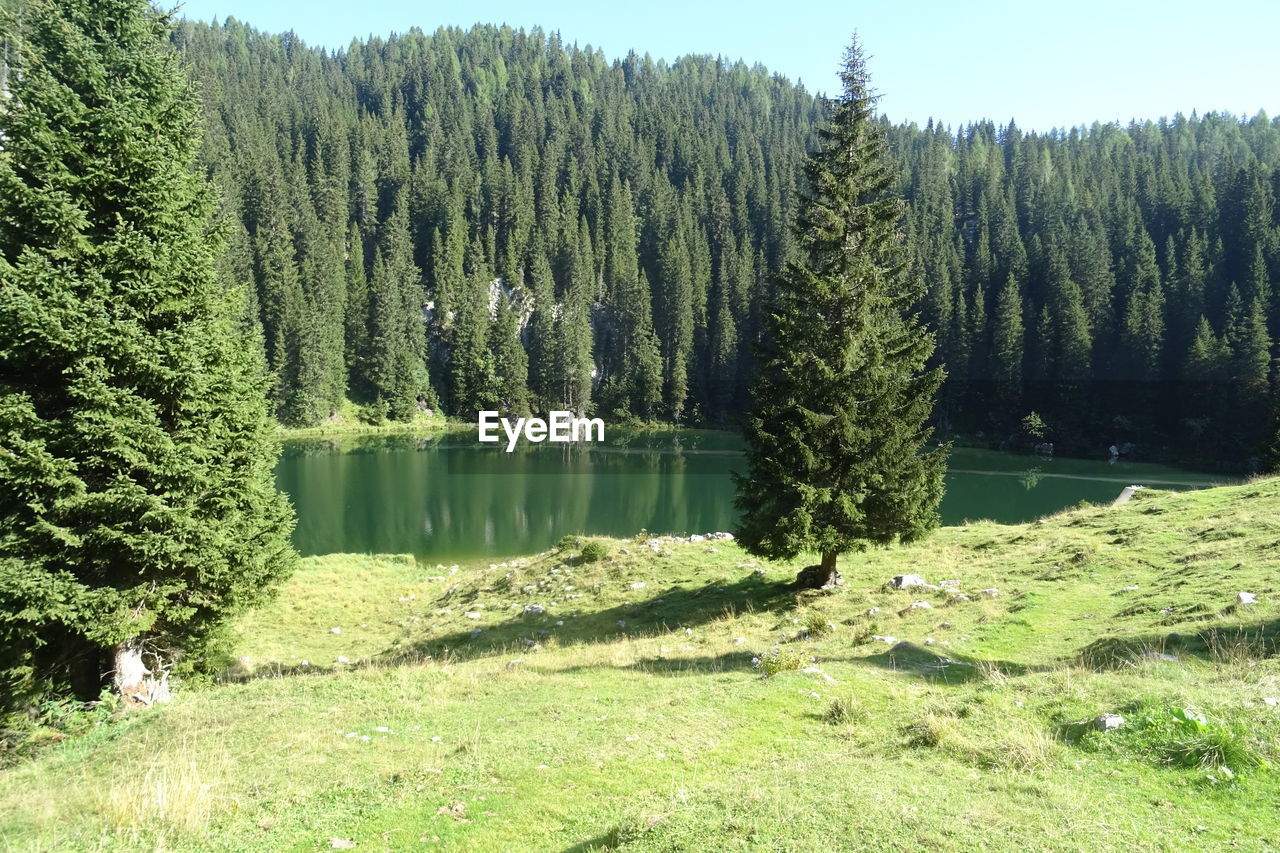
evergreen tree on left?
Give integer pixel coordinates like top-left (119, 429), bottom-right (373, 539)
top-left (0, 0), bottom-right (297, 706)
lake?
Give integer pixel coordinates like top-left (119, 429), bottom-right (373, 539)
top-left (276, 429), bottom-right (1233, 562)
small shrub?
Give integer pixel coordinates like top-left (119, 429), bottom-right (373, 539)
top-left (800, 611), bottom-right (836, 639)
top-left (357, 400), bottom-right (388, 425)
top-left (752, 646), bottom-right (813, 677)
top-left (555, 535), bottom-right (582, 552)
top-left (579, 541), bottom-right (609, 563)
top-left (851, 621), bottom-right (881, 645)
top-left (822, 696), bottom-right (865, 726)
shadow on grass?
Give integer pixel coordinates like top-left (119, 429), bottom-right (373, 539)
top-left (841, 641), bottom-right (1047, 684)
top-left (380, 572), bottom-right (797, 667)
top-left (1075, 617), bottom-right (1280, 670)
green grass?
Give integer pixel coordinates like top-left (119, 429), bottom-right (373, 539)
top-left (4, 479), bottom-right (1280, 850)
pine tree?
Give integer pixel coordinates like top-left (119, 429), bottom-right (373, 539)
top-left (734, 37), bottom-right (947, 588)
top-left (0, 0), bottom-right (295, 703)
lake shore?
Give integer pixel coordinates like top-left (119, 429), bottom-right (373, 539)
top-left (5, 477), bottom-right (1278, 850)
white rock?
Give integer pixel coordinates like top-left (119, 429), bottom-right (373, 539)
top-left (336, 656), bottom-right (350, 664)
top-left (465, 612), bottom-right (481, 619)
top-left (733, 637), bottom-right (746, 645)
top-left (948, 593), bottom-right (970, 604)
top-left (1094, 713), bottom-right (1125, 732)
top-left (555, 620), bottom-right (565, 626)
top-left (469, 628), bottom-right (483, 638)
top-left (909, 600), bottom-right (933, 611)
top-left (690, 534), bottom-right (705, 542)
top-left (330, 627), bottom-right (342, 634)
top-left (617, 620), bottom-right (627, 628)
top-left (523, 604), bottom-right (546, 615)
top-left (890, 574), bottom-right (932, 590)
top-left (1263, 697), bottom-right (1279, 707)
top-left (1237, 592), bottom-right (1258, 606)
top-left (866, 607), bottom-right (880, 616)
top-left (1121, 585), bottom-right (1140, 592)
top-left (630, 582), bottom-right (647, 590)
top-left (980, 588), bottom-right (1001, 598)
top-left (375, 726), bottom-right (391, 732)
top-left (871, 635), bottom-right (898, 644)
top-left (923, 637), bottom-right (935, 645)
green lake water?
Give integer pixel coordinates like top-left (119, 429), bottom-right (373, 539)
top-left (276, 429), bottom-right (1234, 562)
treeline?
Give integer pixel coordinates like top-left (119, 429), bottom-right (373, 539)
top-left (174, 20), bottom-right (1280, 464)
top-left (175, 19), bottom-right (817, 428)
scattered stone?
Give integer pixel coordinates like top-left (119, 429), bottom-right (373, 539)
top-left (908, 601), bottom-right (933, 611)
top-left (330, 627), bottom-right (342, 634)
top-left (890, 574), bottom-right (935, 590)
top-left (709, 547), bottom-right (719, 553)
top-left (1237, 592), bottom-right (1258, 606)
top-left (630, 582), bottom-right (647, 590)
top-left (938, 579), bottom-right (960, 588)
top-left (1121, 585), bottom-right (1140, 592)
top-left (555, 620), bottom-right (565, 626)
top-left (733, 637), bottom-right (746, 645)
top-left (336, 656), bottom-right (350, 664)
top-left (1159, 607), bottom-right (1172, 615)
top-left (469, 628), bottom-right (483, 639)
top-left (465, 612), bottom-right (481, 619)
top-left (948, 594), bottom-right (970, 604)
top-left (506, 659), bottom-right (524, 669)
top-left (375, 726), bottom-right (391, 733)
top-left (1094, 713), bottom-right (1125, 732)
top-left (1263, 697), bottom-right (1279, 707)
top-left (865, 607), bottom-right (880, 616)
top-left (523, 604), bottom-right (546, 615)
top-left (753, 567), bottom-right (766, 576)
top-left (617, 620), bottom-right (627, 629)
top-left (685, 628), bottom-right (693, 635)
top-left (330, 838), bottom-right (356, 850)
top-left (620, 548), bottom-right (630, 555)
top-left (690, 534), bottom-right (706, 543)
top-left (923, 637), bottom-right (935, 645)
top-left (870, 635), bottom-right (899, 644)
top-left (979, 588), bottom-right (1000, 598)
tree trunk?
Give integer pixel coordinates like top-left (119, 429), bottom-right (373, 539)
top-left (794, 552), bottom-right (842, 589)
top-left (113, 640), bottom-right (171, 708)
top-left (820, 551), bottom-right (839, 587)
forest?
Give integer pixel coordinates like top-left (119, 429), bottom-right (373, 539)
top-left (174, 19), bottom-right (1280, 467)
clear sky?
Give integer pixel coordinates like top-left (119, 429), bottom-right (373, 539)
top-left (174, 0), bottom-right (1279, 131)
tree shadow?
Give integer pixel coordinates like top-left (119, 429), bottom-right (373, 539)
top-left (1074, 616), bottom-right (1280, 670)
top-left (380, 572), bottom-right (798, 667)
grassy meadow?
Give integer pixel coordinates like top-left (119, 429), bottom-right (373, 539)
top-left (2, 479), bottom-right (1280, 851)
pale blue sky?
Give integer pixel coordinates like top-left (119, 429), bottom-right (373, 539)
top-left (175, 0), bottom-right (1279, 131)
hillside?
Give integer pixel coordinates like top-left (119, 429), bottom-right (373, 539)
top-left (2, 479), bottom-right (1279, 851)
top-left (172, 21), bottom-right (1280, 464)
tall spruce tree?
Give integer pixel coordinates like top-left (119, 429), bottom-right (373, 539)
top-left (0, 0), bottom-right (296, 704)
top-left (734, 37), bottom-right (947, 588)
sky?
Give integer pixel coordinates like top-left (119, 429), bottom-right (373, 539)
top-left (175, 0), bottom-right (1280, 131)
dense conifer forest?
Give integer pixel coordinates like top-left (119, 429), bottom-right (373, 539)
top-left (174, 19), bottom-right (1280, 466)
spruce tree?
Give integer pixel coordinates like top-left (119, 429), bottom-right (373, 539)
top-left (735, 37), bottom-right (947, 588)
top-left (0, 0), bottom-right (296, 703)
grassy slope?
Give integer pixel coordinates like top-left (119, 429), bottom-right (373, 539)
top-left (3, 481), bottom-right (1280, 851)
